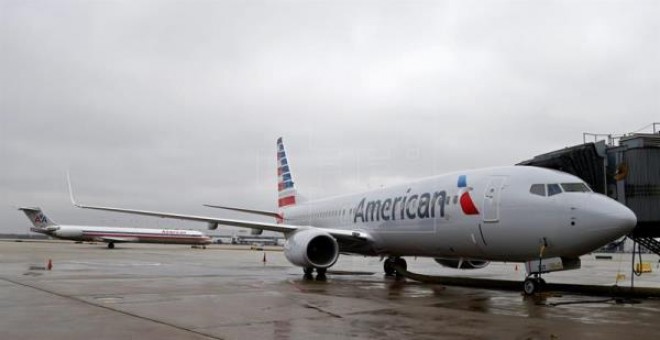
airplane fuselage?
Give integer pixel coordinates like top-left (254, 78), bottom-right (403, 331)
top-left (32, 225), bottom-right (212, 245)
top-left (281, 166), bottom-right (636, 262)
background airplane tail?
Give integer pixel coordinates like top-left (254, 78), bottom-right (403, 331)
top-left (19, 207), bottom-right (58, 229)
top-left (277, 137), bottom-right (298, 211)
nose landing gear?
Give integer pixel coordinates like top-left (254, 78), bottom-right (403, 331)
top-left (523, 275), bottom-right (546, 295)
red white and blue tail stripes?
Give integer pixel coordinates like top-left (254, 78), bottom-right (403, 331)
top-left (277, 137), bottom-right (297, 208)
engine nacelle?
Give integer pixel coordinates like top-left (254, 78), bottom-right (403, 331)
top-left (434, 258), bottom-right (490, 270)
top-left (207, 222), bottom-right (218, 230)
top-left (284, 229), bottom-right (339, 269)
top-left (54, 228), bottom-right (83, 239)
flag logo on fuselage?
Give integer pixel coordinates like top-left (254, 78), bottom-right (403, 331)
top-left (457, 175), bottom-right (479, 215)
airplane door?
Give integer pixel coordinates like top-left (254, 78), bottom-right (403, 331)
top-left (482, 176), bottom-right (507, 223)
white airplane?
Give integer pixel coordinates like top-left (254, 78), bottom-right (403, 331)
top-left (69, 138), bottom-right (637, 294)
top-left (20, 207), bottom-right (212, 249)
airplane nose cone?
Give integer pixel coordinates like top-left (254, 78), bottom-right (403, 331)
top-left (614, 205), bottom-right (637, 234)
top-left (596, 199), bottom-right (637, 237)
top-left (577, 195), bottom-right (637, 238)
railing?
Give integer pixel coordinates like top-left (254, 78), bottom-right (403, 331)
top-left (582, 122), bottom-right (660, 145)
top-left (632, 236), bottom-right (660, 256)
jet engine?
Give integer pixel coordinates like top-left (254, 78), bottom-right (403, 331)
top-left (54, 229), bottom-right (83, 239)
top-left (434, 258), bottom-right (490, 270)
top-left (284, 229), bottom-right (339, 269)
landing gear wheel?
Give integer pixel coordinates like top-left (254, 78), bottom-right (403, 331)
top-left (395, 258), bottom-right (407, 278)
top-left (107, 242), bottom-right (115, 249)
top-left (384, 259), bottom-right (396, 276)
top-left (523, 277), bottom-right (545, 295)
top-left (303, 267), bottom-right (314, 280)
top-left (315, 268), bottom-right (327, 281)
top-left (384, 257), bottom-right (407, 277)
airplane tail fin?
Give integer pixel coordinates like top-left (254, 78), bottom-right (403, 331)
top-left (277, 137), bottom-right (298, 210)
top-left (19, 207), bottom-right (58, 229)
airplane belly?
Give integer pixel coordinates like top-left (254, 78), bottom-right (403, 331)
top-left (368, 219), bottom-right (484, 258)
top-left (432, 221), bottom-right (486, 258)
top-left (365, 219), bottom-right (433, 256)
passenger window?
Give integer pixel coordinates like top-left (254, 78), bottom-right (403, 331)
top-left (530, 184), bottom-right (546, 196)
top-left (547, 184), bottom-right (562, 196)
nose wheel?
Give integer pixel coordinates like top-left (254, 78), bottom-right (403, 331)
top-left (523, 276), bottom-right (546, 295)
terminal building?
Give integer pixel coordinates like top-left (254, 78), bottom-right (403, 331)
top-left (519, 123), bottom-right (660, 255)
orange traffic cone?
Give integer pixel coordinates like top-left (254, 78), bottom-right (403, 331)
top-left (47, 259), bottom-right (52, 270)
top-left (262, 252), bottom-right (267, 263)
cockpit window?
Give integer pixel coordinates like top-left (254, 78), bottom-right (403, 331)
top-left (547, 184), bottom-right (562, 196)
top-left (530, 184), bottom-right (546, 196)
top-left (561, 183), bottom-right (591, 192)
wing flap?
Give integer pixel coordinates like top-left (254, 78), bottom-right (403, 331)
top-left (203, 204), bottom-right (283, 219)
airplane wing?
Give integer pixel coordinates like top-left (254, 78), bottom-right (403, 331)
top-left (72, 202), bottom-right (371, 242)
top-left (74, 202), bottom-right (298, 233)
top-left (67, 176), bottom-right (371, 242)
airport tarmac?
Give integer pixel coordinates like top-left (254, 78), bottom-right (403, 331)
top-left (1, 240), bottom-right (660, 340)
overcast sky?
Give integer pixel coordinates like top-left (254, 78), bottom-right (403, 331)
top-left (1, 0), bottom-right (658, 234)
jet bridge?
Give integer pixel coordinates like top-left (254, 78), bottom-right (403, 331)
top-left (519, 124), bottom-right (660, 255)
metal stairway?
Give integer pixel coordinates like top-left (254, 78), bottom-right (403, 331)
top-left (632, 236), bottom-right (660, 256)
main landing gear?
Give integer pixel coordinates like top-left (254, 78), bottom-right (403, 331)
top-left (303, 267), bottom-right (327, 281)
top-left (523, 275), bottom-right (546, 295)
top-left (107, 242), bottom-right (115, 249)
top-left (384, 257), bottom-right (407, 278)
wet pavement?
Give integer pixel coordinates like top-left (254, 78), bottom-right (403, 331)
top-left (1, 240), bottom-right (659, 339)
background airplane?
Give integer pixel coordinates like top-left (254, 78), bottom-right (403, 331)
top-left (20, 207), bottom-right (211, 249)
top-left (69, 138), bottom-right (637, 294)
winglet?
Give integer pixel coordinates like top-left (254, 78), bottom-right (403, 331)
top-left (66, 171), bottom-right (80, 207)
